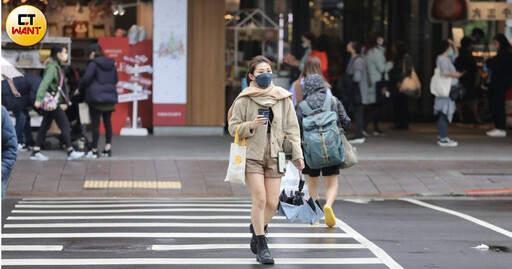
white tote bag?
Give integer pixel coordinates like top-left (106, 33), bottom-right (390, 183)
top-left (78, 103), bottom-right (91, 124)
top-left (224, 125), bottom-right (247, 185)
top-left (430, 67), bottom-right (451, 97)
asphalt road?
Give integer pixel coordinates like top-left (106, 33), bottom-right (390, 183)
top-left (1, 197), bottom-right (511, 268)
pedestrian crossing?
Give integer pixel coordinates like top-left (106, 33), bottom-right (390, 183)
top-left (2, 198), bottom-right (403, 268)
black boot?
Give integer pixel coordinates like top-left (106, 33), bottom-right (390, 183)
top-left (256, 235), bottom-right (274, 264)
top-left (249, 224), bottom-right (268, 254)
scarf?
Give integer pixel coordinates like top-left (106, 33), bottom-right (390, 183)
top-left (227, 81), bottom-right (292, 121)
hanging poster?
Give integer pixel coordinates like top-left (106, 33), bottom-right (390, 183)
top-left (152, 0), bottom-right (187, 126)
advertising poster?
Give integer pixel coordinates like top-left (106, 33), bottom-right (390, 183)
top-left (152, 0), bottom-right (188, 126)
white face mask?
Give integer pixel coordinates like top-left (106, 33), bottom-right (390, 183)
top-left (302, 42), bottom-right (309, 48)
top-left (377, 37), bottom-right (384, 46)
top-left (61, 53), bottom-right (69, 62)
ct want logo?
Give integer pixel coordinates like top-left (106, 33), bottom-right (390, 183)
top-left (6, 5), bottom-right (47, 46)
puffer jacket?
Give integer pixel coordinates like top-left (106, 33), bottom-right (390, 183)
top-left (2, 106), bottom-right (18, 182)
top-left (35, 59), bottom-right (67, 104)
top-left (78, 56), bottom-right (119, 104)
top-left (296, 74), bottom-right (351, 132)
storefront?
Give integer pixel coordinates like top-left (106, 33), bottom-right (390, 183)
top-left (2, 0), bottom-right (226, 136)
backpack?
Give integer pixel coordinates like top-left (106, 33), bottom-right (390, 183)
top-left (299, 97), bottom-right (345, 169)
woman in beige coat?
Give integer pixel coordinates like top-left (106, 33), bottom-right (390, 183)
top-left (227, 55), bottom-right (304, 264)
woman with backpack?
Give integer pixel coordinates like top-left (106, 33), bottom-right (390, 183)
top-left (76, 43), bottom-right (119, 158)
top-left (290, 56), bottom-right (332, 106)
top-left (296, 74), bottom-right (351, 227)
top-left (31, 45), bottom-right (85, 161)
top-left (227, 55), bottom-right (304, 264)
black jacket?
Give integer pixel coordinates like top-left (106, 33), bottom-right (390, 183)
top-left (1, 74), bottom-right (41, 111)
top-left (486, 48), bottom-right (512, 93)
top-left (78, 56), bottom-right (119, 104)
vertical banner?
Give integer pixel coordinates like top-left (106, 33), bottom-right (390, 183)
top-left (153, 0), bottom-right (188, 126)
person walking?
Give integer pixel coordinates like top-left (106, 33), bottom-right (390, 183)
top-left (364, 32), bottom-right (393, 137)
top-left (434, 39), bottom-right (462, 147)
top-left (296, 74), bottom-right (350, 227)
top-left (227, 55), bottom-right (304, 264)
top-left (31, 45), bottom-right (85, 161)
top-left (454, 37), bottom-right (481, 125)
top-left (290, 56), bottom-right (332, 106)
top-left (484, 34), bottom-right (512, 138)
top-left (390, 40), bottom-right (413, 130)
top-left (76, 43), bottom-right (119, 158)
top-left (285, 32), bottom-right (316, 84)
top-left (345, 41), bottom-right (368, 144)
top-left (2, 105), bottom-right (18, 199)
top-left (2, 73), bottom-right (41, 151)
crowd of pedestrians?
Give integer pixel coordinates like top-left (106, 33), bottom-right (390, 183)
top-left (2, 43), bottom-right (119, 162)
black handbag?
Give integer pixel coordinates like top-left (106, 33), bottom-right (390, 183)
top-left (449, 83), bottom-right (466, 101)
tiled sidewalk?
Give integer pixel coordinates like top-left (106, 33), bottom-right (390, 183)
top-left (6, 159), bottom-right (512, 198)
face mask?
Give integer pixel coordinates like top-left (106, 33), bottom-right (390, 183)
top-left (448, 48), bottom-right (454, 57)
top-left (377, 38), bottom-right (384, 46)
top-left (302, 42), bottom-right (308, 48)
top-left (61, 53), bottom-right (69, 62)
top-left (255, 73), bottom-right (272, 88)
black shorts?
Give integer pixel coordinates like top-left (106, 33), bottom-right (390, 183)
top-left (302, 160), bottom-right (340, 177)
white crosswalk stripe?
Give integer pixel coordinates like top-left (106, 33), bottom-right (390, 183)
top-left (2, 198), bottom-right (403, 268)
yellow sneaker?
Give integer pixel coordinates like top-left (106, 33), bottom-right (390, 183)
top-left (323, 205), bottom-right (336, 227)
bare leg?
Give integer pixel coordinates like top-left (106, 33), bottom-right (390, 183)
top-left (246, 173), bottom-right (266, 235)
top-left (306, 175), bottom-right (320, 200)
top-left (263, 177), bottom-right (282, 226)
top-left (324, 175), bottom-right (339, 207)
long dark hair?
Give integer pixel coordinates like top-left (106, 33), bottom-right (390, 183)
top-left (365, 31), bottom-right (379, 53)
top-left (50, 45), bottom-right (66, 64)
top-left (494, 34), bottom-right (512, 52)
top-left (246, 55), bottom-right (272, 84)
top-left (438, 39), bottom-right (451, 55)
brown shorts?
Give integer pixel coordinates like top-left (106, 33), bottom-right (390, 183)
top-left (246, 134), bottom-right (282, 178)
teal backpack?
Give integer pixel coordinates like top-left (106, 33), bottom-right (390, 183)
top-left (299, 97), bottom-right (345, 169)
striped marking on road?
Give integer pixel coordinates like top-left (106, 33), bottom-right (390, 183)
top-left (22, 197), bottom-right (251, 201)
top-left (18, 200), bottom-right (252, 204)
top-left (1, 258), bottom-right (383, 265)
top-left (1, 232), bottom-right (351, 239)
top-left (1, 245), bottom-right (63, 251)
top-left (3, 222), bottom-right (320, 229)
top-left (12, 208), bottom-right (252, 214)
top-left (83, 180), bottom-right (182, 189)
top-left (402, 198), bottom-right (512, 238)
top-left (151, 243), bottom-right (366, 251)
top-left (15, 203), bottom-right (252, 208)
top-left (336, 218), bottom-right (404, 269)
top-left (7, 215), bottom-right (287, 221)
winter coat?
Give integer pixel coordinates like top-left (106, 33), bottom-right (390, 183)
top-left (366, 47), bottom-right (393, 104)
top-left (296, 74), bottom-right (351, 132)
top-left (346, 55), bottom-right (369, 105)
top-left (486, 48), bottom-right (512, 93)
top-left (35, 59), bottom-right (67, 104)
top-left (78, 56), bottom-right (119, 104)
top-left (228, 85), bottom-right (303, 162)
top-left (2, 74), bottom-right (41, 111)
top-left (2, 106), bottom-right (18, 182)
top-left (455, 50), bottom-right (479, 100)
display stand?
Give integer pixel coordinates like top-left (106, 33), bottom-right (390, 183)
top-left (119, 59), bottom-right (153, 136)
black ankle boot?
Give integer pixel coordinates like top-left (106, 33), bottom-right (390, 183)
top-left (256, 235), bottom-right (274, 264)
top-left (249, 224), bottom-right (268, 254)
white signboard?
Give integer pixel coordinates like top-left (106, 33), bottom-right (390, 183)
top-left (468, 2), bottom-right (512, 21)
top-left (153, 0), bottom-right (187, 104)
